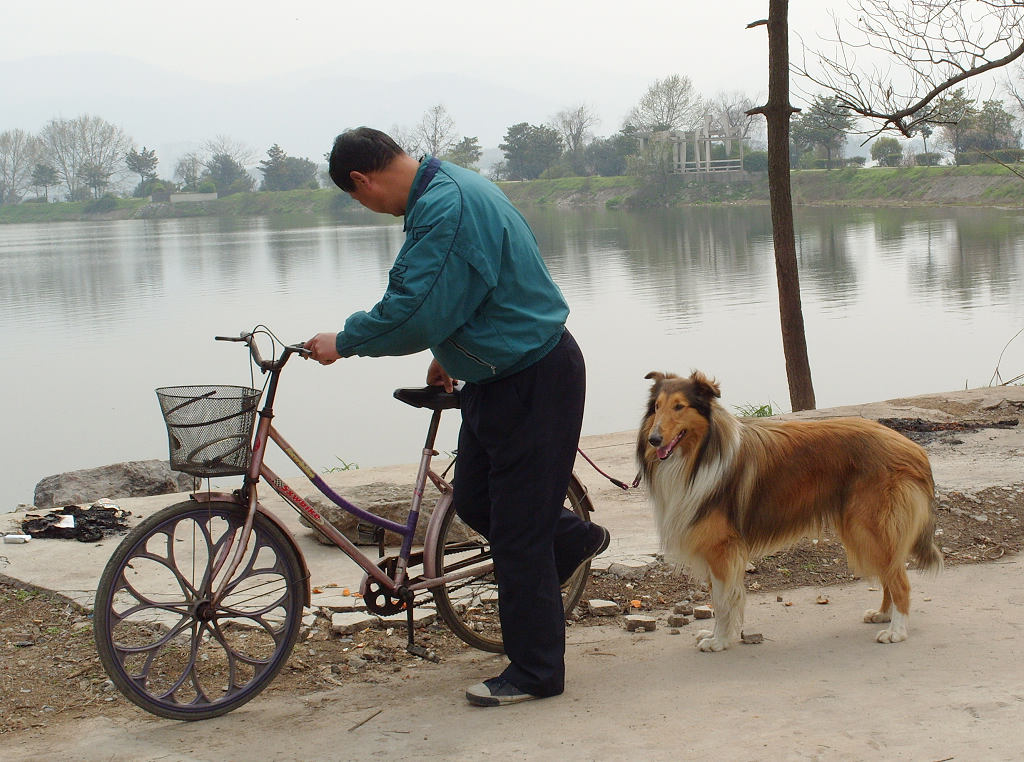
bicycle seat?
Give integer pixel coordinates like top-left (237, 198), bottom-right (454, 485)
top-left (393, 386), bottom-right (461, 410)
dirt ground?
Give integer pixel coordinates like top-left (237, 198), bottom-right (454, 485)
top-left (2, 448), bottom-right (1021, 736)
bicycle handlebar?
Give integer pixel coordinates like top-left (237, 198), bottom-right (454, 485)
top-left (215, 331), bottom-right (310, 372)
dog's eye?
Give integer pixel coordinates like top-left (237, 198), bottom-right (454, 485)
top-left (674, 403), bottom-right (686, 411)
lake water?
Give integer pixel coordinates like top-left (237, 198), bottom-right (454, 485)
top-left (2, 204), bottom-right (1023, 511)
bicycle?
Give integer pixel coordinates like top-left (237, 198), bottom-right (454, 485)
top-left (93, 327), bottom-right (596, 721)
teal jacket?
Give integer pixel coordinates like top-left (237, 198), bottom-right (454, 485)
top-left (335, 158), bottom-right (569, 383)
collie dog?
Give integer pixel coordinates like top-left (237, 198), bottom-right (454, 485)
top-left (637, 371), bottom-right (942, 652)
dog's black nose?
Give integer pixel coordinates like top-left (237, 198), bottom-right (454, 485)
top-left (648, 434), bottom-right (662, 447)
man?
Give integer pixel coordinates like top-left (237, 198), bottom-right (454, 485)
top-left (305, 127), bottom-right (609, 707)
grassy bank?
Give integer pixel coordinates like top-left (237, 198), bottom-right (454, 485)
top-left (3, 164), bottom-right (1022, 225)
top-left (789, 164), bottom-right (1024, 205)
top-left (0, 188), bottom-right (359, 225)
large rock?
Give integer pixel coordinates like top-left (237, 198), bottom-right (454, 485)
top-left (33, 460), bottom-right (195, 509)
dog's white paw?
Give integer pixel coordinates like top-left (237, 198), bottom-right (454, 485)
top-left (696, 632), bottom-right (728, 652)
top-left (875, 627), bottom-right (907, 643)
top-left (863, 609), bottom-right (891, 624)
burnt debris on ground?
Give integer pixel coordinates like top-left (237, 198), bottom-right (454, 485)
top-left (18, 502), bottom-right (130, 543)
top-left (878, 416), bottom-right (1019, 444)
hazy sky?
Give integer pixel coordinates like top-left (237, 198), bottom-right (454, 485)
top-left (0, 1), bottom-right (945, 169)
top-left (3, 1), bottom-right (846, 89)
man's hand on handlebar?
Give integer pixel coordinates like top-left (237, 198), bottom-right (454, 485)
top-left (426, 358), bottom-right (457, 393)
top-left (304, 333), bottom-right (341, 365)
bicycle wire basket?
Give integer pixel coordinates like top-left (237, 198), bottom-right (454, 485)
top-left (156, 385), bottom-right (262, 477)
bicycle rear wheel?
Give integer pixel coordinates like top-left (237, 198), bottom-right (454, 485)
top-left (431, 474), bottom-right (595, 653)
top-left (93, 500), bottom-right (305, 721)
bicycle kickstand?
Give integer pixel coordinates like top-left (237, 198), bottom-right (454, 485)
top-left (403, 593), bottom-right (439, 663)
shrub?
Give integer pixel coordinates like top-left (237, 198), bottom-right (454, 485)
top-left (957, 148), bottom-right (1024, 165)
top-left (742, 151), bottom-right (769, 172)
top-left (84, 195), bottom-right (119, 213)
top-left (915, 152), bottom-right (943, 166)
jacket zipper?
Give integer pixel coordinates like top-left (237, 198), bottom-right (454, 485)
top-left (450, 339), bottom-right (497, 375)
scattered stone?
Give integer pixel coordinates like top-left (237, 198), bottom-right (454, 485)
top-left (606, 560), bottom-right (658, 580)
top-left (816, 595), bottom-right (830, 605)
top-left (346, 654), bottom-right (369, 672)
top-left (741, 631), bottom-right (764, 645)
top-left (673, 602), bottom-right (694, 616)
top-left (667, 614), bottom-right (690, 627)
top-left (330, 612), bottom-right (378, 636)
top-left (624, 615), bottom-right (657, 632)
top-left (693, 605), bottom-right (714, 620)
top-left (587, 599), bottom-right (619, 617)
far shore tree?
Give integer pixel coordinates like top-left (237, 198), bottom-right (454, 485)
top-left (258, 144), bottom-right (318, 191)
top-left (80, 162), bottom-right (112, 199)
top-left (790, 95), bottom-right (856, 169)
top-left (204, 153), bottom-right (254, 196)
top-left (499, 122), bottom-right (563, 180)
top-left (174, 152), bottom-right (204, 192)
top-left (554, 103), bottom-right (600, 153)
top-left (0, 128), bottom-right (37, 205)
top-left (415, 104), bottom-right (458, 158)
top-left (31, 162), bottom-right (58, 201)
top-left (203, 135), bottom-right (256, 168)
top-left (443, 136), bottom-right (483, 170)
top-left (709, 91), bottom-right (763, 146)
top-left (38, 115), bottom-right (133, 200)
top-left (125, 146), bottom-right (158, 194)
top-left (625, 74), bottom-right (705, 133)
top-left (871, 136), bottom-right (903, 166)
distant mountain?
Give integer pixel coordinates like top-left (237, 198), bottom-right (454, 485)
top-left (1, 53), bottom-right (640, 177)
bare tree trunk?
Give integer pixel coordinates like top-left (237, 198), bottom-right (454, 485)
top-left (748, 1), bottom-right (816, 411)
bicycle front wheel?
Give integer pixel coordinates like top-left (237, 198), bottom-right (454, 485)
top-left (93, 500), bottom-right (305, 721)
top-left (431, 475), bottom-right (595, 653)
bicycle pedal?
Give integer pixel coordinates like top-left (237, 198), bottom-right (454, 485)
top-left (406, 643), bottom-right (439, 663)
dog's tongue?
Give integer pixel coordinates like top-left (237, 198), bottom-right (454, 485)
top-left (656, 432), bottom-right (683, 460)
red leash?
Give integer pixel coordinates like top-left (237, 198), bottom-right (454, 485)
top-left (576, 447), bottom-right (642, 490)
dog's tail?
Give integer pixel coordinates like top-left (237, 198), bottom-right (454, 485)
top-left (911, 499), bottom-right (944, 575)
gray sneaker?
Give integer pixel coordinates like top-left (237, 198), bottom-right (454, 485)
top-left (465, 677), bottom-right (539, 707)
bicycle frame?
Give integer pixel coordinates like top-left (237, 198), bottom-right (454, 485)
top-left (205, 344), bottom-right (491, 610)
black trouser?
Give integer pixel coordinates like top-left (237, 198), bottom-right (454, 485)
top-left (453, 330), bottom-right (589, 697)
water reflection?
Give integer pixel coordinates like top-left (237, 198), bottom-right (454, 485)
top-left (1, 205), bottom-right (1022, 511)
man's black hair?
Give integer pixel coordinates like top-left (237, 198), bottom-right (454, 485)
top-left (328, 127), bottom-right (405, 192)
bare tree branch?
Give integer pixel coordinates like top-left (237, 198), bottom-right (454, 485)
top-left (794, 0), bottom-right (1024, 136)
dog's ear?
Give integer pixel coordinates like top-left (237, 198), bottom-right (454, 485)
top-left (645, 371), bottom-right (680, 385)
top-left (688, 370), bottom-right (721, 400)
